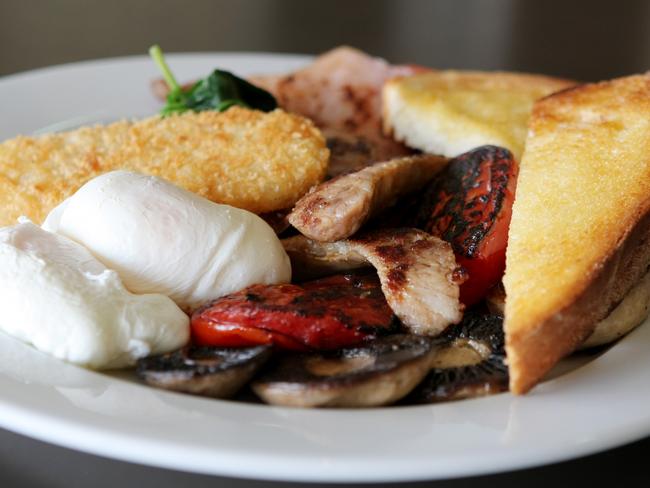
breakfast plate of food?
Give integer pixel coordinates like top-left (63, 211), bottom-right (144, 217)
top-left (0, 46), bottom-right (648, 482)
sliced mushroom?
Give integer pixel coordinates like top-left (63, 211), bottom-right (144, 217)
top-left (485, 281), bottom-right (506, 315)
top-left (324, 131), bottom-right (387, 177)
top-left (252, 335), bottom-right (436, 408)
top-left (488, 271), bottom-right (650, 350)
top-left (579, 268), bottom-right (650, 349)
top-left (406, 310), bottom-right (508, 403)
top-left (136, 345), bottom-right (272, 398)
top-left (288, 154), bottom-right (448, 242)
top-left (283, 228), bottom-right (463, 336)
top-left (259, 209), bottom-right (291, 235)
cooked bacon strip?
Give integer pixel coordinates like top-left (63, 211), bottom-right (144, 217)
top-left (283, 228), bottom-right (463, 336)
top-left (250, 47), bottom-right (423, 176)
top-left (259, 209), bottom-right (291, 235)
top-left (288, 154), bottom-right (447, 242)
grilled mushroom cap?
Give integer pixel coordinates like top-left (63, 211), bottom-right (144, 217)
top-left (407, 310), bottom-right (508, 403)
top-left (485, 282), bottom-right (506, 315)
top-left (136, 345), bottom-right (272, 398)
top-left (252, 335), bottom-right (436, 408)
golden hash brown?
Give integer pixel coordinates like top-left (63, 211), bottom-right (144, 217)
top-left (0, 107), bottom-right (329, 226)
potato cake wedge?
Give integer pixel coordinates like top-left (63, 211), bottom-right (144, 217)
top-left (0, 107), bottom-right (328, 225)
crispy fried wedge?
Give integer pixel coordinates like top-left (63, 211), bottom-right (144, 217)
top-left (503, 73), bottom-right (650, 394)
top-left (0, 108), bottom-right (328, 225)
top-left (383, 70), bottom-right (574, 160)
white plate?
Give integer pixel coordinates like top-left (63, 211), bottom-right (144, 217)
top-left (0, 54), bottom-right (649, 483)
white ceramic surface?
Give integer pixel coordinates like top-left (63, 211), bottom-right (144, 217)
top-left (0, 54), bottom-right (648, 483)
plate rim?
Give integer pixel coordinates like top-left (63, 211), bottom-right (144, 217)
top-left (0, 52), bottom-right (648, 483)
top-left (0, 50), bottom-right (314, 82)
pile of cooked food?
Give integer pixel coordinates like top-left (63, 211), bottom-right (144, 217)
top-left (0, 45), bottom-right (648, 407)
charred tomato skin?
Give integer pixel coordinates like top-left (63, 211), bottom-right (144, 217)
top-left (191, 273), bottom-right (397, 351)
top-left (416, 145), bottom-right (518, 305)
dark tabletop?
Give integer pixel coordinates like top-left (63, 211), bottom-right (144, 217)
top-left (1, 0), bottom-right (649, 486)
top-left (0, 427), bottom-right (648, 487)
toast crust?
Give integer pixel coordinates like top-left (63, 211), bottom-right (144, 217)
top-left (507, 203), bottom-right (650, 393)
top-left (504, 74), bottom-right (650, 394)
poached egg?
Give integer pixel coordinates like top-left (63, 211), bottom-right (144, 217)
top-left (43, 170), bottom-right (291, 310)
top-left (0, 221), bottom-right (189, 369)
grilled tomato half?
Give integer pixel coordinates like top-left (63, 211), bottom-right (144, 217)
top-left (191, 273), bottom-right (397, 351)
top-left (416, 145), bottom-right (518, 305)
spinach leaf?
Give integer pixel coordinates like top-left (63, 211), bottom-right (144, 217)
top-left (185, 70), bottom-right (278, 113)
top-left (149, 45), bottom-right (277, 116)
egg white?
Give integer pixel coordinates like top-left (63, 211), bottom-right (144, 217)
top-left (43, 170), bottom-right (292, 311)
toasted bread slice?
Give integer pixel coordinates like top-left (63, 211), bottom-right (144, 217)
top-left (0, 108), bottom-right (328, 226)
top-left (503, 73), bottom-right (650, 394)
top-left (383, 71), bottom-right (574, 160)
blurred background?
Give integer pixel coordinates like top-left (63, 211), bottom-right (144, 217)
top-left (1, 0), bottom-right (649, 80)
top-left (0, 1), bottom-right (650, 486)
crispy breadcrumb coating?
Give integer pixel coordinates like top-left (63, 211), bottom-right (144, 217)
top-left (0, 108), bottom-right (329, 225)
